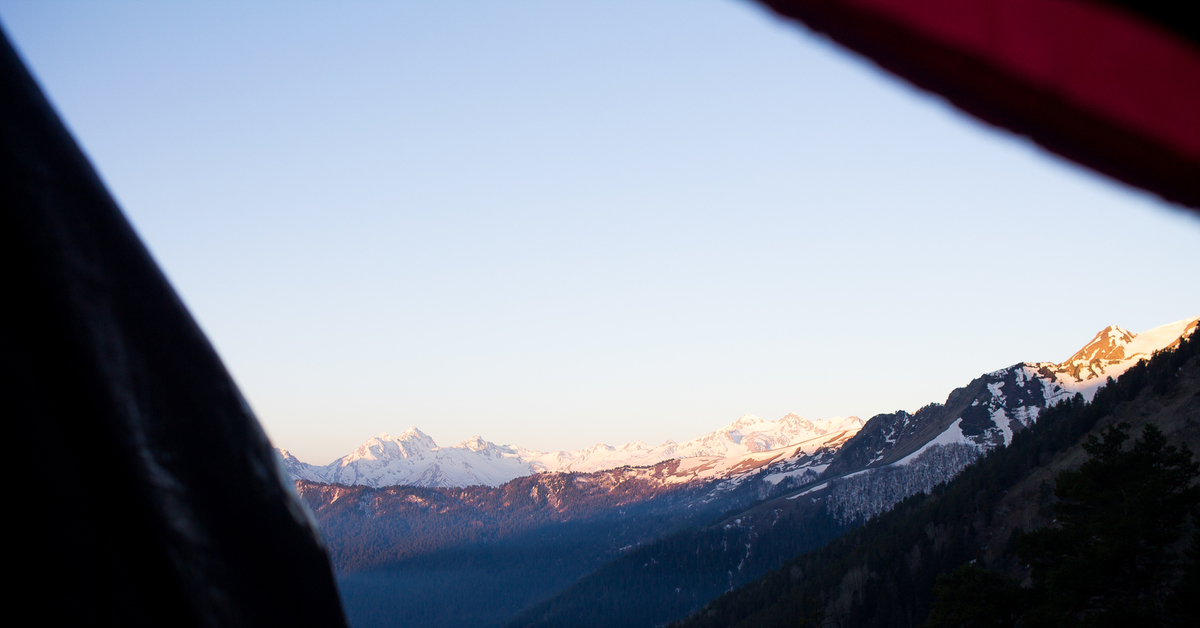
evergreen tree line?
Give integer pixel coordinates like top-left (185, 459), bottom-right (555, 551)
top-left (927, 420), bottom-right (1198, 627)
top-left (505, 505), bottom-right (848, 628)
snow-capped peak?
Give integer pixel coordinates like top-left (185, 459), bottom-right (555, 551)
top-left (726, 414), bottom-right (767, 430)
top-left (1059, 324), bottom-right (1136, 374)
top-left (1042, 316), bottom-right (1198, 393)
top-left (457, 435), bottom-right (497, 452)
top-left (397, 426), bottom-right (435, 444)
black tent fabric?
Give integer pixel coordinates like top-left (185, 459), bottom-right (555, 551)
top-left (1, 28), bottom-right (347, 627)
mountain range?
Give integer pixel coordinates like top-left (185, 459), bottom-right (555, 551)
top-left (281, 316), bottom-right (1197, 493)
top-left (280, 412), bottom-right (865, 489)
top-left (287, 315), bottom-right (1197, 628)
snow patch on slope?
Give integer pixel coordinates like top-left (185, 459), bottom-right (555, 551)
top-left (894, 419), bottom-right (973, 466)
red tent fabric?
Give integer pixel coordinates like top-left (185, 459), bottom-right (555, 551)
top-left (758, 0), bottom-right (1200, 210)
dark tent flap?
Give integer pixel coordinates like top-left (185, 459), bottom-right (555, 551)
top-left (1, 28), bottom-right (347, 627)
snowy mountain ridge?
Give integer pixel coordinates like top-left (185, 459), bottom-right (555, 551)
top-left (1036, 316), bottom-right (1199, 397)
top-left (921, 315), bottom-right (1199, 457)
top-left (813, 316), bottom-right (1198, 523)
top-left (280, 413), bottom-right (864, 489)
top-left (279, 316), bottom-right (1196, 491)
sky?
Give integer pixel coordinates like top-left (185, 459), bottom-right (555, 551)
top-left (2, 1), bottom-right (1197, 464)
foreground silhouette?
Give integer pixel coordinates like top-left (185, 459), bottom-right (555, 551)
top-left (928, 422), bottom-right (1200, 627)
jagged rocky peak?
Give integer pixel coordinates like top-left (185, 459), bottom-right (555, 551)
top-left (1066, 324), bottom-right (1135, 363)
top-left (395, 426), bottom-right (437, 447)
top-left (719, 413), bottom-right (858, 436)
top-left (725, 414), bottom-right (767, 430)
top-left (778, 412), bottom-right (815, 430)
top-left (702, 413), bottom-right (863, 454)
top-left (346, 427), bottom-right (439, 463)
top-left (277, 448), bottom-right (328, 483)
top-left (1050, 316), bottom-right (1198, 384)
top-left (1056, 324), bottom-right (1136, 379)
top-left (457, 435), bottom-right (496, 452)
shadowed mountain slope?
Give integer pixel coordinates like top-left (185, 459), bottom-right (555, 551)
top-left (670, 329), bottom-right (1199, 628)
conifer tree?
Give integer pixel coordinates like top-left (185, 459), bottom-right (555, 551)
top-left (1017, 422), bottom-right (1200, 627)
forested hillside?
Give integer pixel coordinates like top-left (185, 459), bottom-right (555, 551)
top-left (505, 499), bottom-right (845, 628)
top-left (672, 331), bottom-right (1199, 628)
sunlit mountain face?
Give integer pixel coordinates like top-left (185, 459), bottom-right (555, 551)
top-left (280, 316), bottom-right (1197, 490)
top-left (1049, 317), bottom-right (1199, 385)
top-left (281, 414), bottom-right (865, 489)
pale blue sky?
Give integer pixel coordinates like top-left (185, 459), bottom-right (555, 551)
top-left (3, 1), bottom-right (1197, 464)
